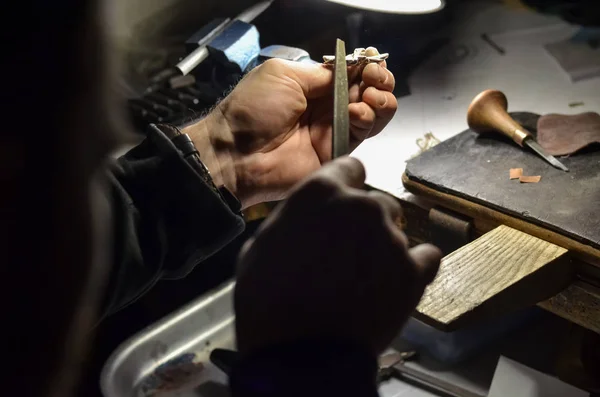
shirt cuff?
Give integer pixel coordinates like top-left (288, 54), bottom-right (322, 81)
top-left (115, 124), bottom-right (245, 279)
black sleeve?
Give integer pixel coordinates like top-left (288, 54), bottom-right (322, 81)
top-left (230, 340), bottom-right (380, 397)
top-left (101, 126), bottom-right (245, 317)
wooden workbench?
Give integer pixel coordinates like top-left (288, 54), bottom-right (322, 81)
top-left (397, 112), bottom-right (600, 334)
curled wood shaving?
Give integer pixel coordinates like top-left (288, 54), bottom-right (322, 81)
top-left (407, 132), bottom-right (441, 161)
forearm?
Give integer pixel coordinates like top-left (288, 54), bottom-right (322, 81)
top-left (183, 109), bottom-right (273, 209)
top-left (182, 112), bottom-right (237, 196)
top-left (100, 124), bottom-right (245, 317)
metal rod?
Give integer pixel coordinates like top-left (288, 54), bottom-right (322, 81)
top-left (525, 139), bottom-right (569, 172)
top-left (332, 39), bottom-right (350, 159)
top-left (391, 363), bottom-right (486, 397)
top-left (175, 0), bottom-right (273, 75)
top-left (481, 33), bottom-right (506, 55)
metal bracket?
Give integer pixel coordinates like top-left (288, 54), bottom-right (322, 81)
top-left (429, 207), bottom-right (473, 255)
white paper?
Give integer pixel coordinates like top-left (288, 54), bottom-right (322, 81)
top-left (488, 357), bottom-right (588, 397)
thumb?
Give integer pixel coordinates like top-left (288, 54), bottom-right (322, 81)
top-left (318, 156), bottom-right (366, 189)
top-left (277, 60), bottom-right (334, 99)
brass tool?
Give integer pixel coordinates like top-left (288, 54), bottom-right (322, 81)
top-left (467, 89), bottom-right (569, 172)
top-left (332, 39), bottom-right (350, 159)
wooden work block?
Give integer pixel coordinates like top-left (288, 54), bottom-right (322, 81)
top-left (415, 225), bottom-right (573, 330)
top-left (539, 282), bottom-right (600, 335)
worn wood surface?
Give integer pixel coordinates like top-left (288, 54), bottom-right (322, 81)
top-left (402, 173), bottom-right (600, 268)
top-left (415, 225), bottom-right (572, 330)
top-left (404, 112), bottom-right (600, 253)
top-left (539, 282), bottom-right (600, 335)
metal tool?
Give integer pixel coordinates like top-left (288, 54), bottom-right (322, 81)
top-left (480, 33), bottom-right (506, 55)
top-left (260, 45), bottom-right (314, 63)
top-left (390, 360), bottom-right (485, 397)
top-left (377, 351), bottom-right (417, 382)
top-left (332, 39), bottom-right (350, 159)
top-left (101, 283), bottom-right (237, 397)
top-left (467, 89), bottom-right (569, 172)
top-left (175, 1), bottom-right (273, 75)
top-left (207, 20), bottom-right (261, 73)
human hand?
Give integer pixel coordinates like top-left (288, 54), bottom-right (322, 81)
top-left (234, 157), bottom-right (441, 356)
top-left (184, 50), bottom-right (397, 208)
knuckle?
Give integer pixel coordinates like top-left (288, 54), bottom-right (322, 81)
top-left (260, 58), bottom-right (287, 73)
top-left (291, 175), bottom-right (341, 204)
top-left (340, 194), bottom-right (386, 221)
top-left (386, 93), bottom-right (399, 111)
top-left (333, 157), bottom-right (367, 184)
top-left (306, 175), bottom-right (341, 195)
top-left (367, 191), bottom-right (400, 208)
top-left (362, 197), bottom-right (387, 219)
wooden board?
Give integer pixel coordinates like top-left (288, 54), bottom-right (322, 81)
top-left (404, 112), bottom-right (600, 252)
top-left (539, 282), bottom-right (600, 335)
top-left (415, 225), bottom-right (572, 330)
top-left (402, 173), bottom-right (600, 267)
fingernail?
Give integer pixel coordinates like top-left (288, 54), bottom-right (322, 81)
top-left (378, 65), bottom-right (387, 84)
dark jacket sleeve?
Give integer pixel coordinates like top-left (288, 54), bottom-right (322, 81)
top-left (101, 126), bottom-right (245, 317)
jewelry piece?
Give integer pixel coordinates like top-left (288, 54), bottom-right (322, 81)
top-left (323, 47), bottom-right (389, 66)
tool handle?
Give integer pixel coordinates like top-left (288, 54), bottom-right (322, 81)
top-left (467, 90), bottom-right (532, 147)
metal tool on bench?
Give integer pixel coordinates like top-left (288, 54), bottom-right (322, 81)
top-left (467, 89), bottom-right (569, 172)
top-left (379, 351), bottom-right (485, 397)
top-left (259, 45), bottom-right (315, 63)
top-left (132, 2), bottom-right (316, 129)
top-left (176, 0), bottom-right (272, 76)
top-left (332, 39), bottom-right (350, 159)
top-left (211, 348), bottom-right (481, 397)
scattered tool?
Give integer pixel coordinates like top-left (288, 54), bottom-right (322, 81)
top-left (332, 39), bottom-right (350, 159)
top-left (378, 350), bottom-right (485, 397)
top-left (377, 350), bottom-right (417, 383)
top-left (480, 33), bottom-right (506, 55)
top-left (467, 90), bottom-right (569, 172)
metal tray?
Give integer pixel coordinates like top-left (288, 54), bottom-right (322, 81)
top-left (101, 282), bottom-right (236, 397)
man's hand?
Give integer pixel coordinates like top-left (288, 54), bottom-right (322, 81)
top-left (184, 52), bottom-right (397, 208)
top-left (234, 158), bottom-right (441, 356)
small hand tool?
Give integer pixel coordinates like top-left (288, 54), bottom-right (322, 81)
top-left (332, 39), bottom-right (350, 159)
top-left (379, 351), bottom-right (485, 397)
top-left (377, 350), bottom-right (417, 383)
top-left (467, 89), bottom-right (569, 172)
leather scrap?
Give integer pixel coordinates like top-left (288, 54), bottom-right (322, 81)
top-left (537, 112), bottom-right (600, 156)
top-left (510, 168), bottom-right (523, 179)
top-left (519, 175), bottom-right (541, 183)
